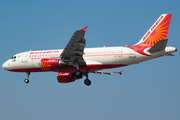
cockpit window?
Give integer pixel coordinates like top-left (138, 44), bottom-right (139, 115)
top-left (11, 56), bottom-right (16, 59)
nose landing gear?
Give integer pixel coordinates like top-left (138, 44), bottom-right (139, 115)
top-left (24, 79), bottom-right (29, 83)
top-left (24, 72), bottom-right (30, 84)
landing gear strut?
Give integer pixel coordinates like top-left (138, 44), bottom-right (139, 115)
top-left (24, 72), bottom-right (30, 84)
top-left (75, 70), bottom-right (82, 78)
top-left (73, 61), bottom-right (91, 86)
top-left (73, 60), bottom-right (83, 79)
top-left (84, 72), bottom-right (91, 86)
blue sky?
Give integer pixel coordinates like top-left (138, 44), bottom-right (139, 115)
top-left (0, 0), bottom-right (179, 120)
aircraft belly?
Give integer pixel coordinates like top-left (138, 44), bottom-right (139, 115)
top-left (84, 54), bottom-right (132, 65)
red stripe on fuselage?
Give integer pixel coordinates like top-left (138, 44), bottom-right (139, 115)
top-left (126, 45), bottom-right (150, 56)
top-left (9, 64), bottom-right (126, 73)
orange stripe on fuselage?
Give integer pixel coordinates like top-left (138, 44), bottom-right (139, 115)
top-left (29, 53), bottom-right (134, 59)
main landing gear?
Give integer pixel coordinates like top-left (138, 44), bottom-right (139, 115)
top-left (73, 60), bottom-right (91, 86)
top-left (24, 72), bottom-right (30, 84)
top-left (74, 70), bottom-right (91, 86)
top-left (75, 70), bottom-right (82, 78)
top-left (84, 79), bottom-right (91, 86)
top-left (83, 72), bottom-right (91, 86)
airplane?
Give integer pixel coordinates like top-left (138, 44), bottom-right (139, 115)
top-left (2, 14), bottom-right (177, 86)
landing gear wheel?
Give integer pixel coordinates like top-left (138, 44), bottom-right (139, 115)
top-left (84, 79), bottom-right (91, 86)
top-left (24, 79), bottom-right (29, 84)
top-left (75, 70), bottom-right (82, 77)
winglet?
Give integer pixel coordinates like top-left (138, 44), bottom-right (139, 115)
top-left (81, 26), bottom-right (88, 32)
top-left (119, 70), bottom-right (123, 75)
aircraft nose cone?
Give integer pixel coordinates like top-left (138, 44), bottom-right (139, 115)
top-left (2, 61), bottom-right (9, 70)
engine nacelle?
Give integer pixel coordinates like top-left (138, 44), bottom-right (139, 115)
top-left (57, 72), bottom-right (75, 83)
top-left (41, 58), bottom-right (68, 71)
top-left (41, 58), bottom-right (60, 70)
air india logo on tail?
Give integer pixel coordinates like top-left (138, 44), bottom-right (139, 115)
top-left (127, 14), bottom-right (172, 56)
top-left (142, 15), bottom-right (164, 41)
top-left (140, 14), bottom-right (172, 47)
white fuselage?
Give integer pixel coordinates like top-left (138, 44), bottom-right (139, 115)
top-left (2, 46), bottom-right (176, 72)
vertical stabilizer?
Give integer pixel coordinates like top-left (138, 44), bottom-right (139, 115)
top-left (135, 14), bottom-right (172, 47)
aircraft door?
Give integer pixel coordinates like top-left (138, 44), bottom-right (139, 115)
top-left (21, 52), bottom-right (28, 62)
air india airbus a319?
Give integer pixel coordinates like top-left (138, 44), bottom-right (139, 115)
top-left (2, 14), bottom-right (177, 86)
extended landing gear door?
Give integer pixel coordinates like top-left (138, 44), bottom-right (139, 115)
top-left (21, 52), bottom-right (28, 62)
top-left (129, 48), bottom-right (136, 58)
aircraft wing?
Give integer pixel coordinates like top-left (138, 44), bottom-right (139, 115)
top-left (60, 26), bottom-right (88, 65)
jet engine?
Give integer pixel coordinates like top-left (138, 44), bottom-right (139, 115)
top-left (57, 72), bottom-right (83, 83)
top-left (57, 72), bottom-right (75, 83)
top-left (41, 58), bottom-right (67, 71)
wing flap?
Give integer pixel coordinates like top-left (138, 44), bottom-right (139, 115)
top-left (60, 27), bottom-right (88, 65)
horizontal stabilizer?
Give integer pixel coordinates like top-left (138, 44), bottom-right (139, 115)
top-left (165, 53), bottom-right (175, 56)
top-left (148, 39), bottom-right (168, 52)
top-left (92, 70), bottom-right (123, 75)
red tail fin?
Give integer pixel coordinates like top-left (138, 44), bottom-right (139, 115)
top-left (136, 14), bottom-right (172, 47)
